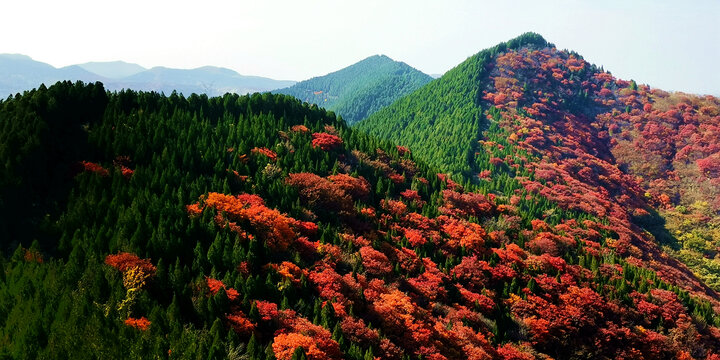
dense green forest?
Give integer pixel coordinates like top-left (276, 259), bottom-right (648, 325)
top-left (275, 55), bottom-right (432, 125)
top-left (2, 31), bottom-right (720, 360)
top-left (356, 33), bottom-right (549, 177)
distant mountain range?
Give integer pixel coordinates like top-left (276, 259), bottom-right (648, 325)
top-left (274, 55), bottom-right (433, 124)
top-left (0, 54), bottom-right (296, 97)
top-left (1, 54), bottom-right (432, 124)
top-left (77, 61), bottom-right (147, 79)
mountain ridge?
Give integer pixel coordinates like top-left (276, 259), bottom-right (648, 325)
top-left (0, 54), bottom-right (295, 97)
top-left (77, 61), bottom-right (147, 78)
top-left (274, 54), bottom-right (433, 124)
top-left (359, 32), bottom-right (720, 304)
top-left (357, 32), bottom-right (551, 175)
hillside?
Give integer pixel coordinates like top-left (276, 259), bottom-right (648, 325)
top-left (275, 55), bottom-right (432, 125)
top-left (0, 55), bottom-right (295, 98)
top-left (2, 79), bottom-right (720, 360)
top-left (357, 33), bottom-right (550, 177)
top-left (360, 30), bottom-right (720, 317)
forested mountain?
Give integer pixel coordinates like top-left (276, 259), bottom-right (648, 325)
top-left (274, 55), bottom-right (432, 125)
top-left (0, 54), bottom-right (295, 98)
top-left (2, 33), bottom-right (720, 360)
top-left (359, 30), bottom-right (720, 336)
top-left (357, 34), bottom-right (550, 177)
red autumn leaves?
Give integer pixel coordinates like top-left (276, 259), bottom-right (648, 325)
top-left (105, 253), bottom-right (156, 331)
top-left (105, 252), bottom-right (157, 275)
top-left (187, 192), bottom-right (305, 251)
top-left (124, 317), bottom-right (151, 331)
top-left (286, 172), bottom-right (370, 215)
top-left (311, 132), bottom-right (343, 151)
top-left (79, 156), bottom-right (134, 179)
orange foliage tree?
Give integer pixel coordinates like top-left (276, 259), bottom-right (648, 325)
top-left (124, 317), bottom-right (151, 331)
top-left (311, 132), bottom-right (343, 151)
top-left (188, 192), bottom-right (300, 250)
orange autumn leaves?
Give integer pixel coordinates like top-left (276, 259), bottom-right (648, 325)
top-left (105, 252), bottom-right (157, 275)
top-left (187, 192), bottom-right (306, 251)
top-left (79, 156), bottom-right (134, 179)
top-left (105, 253), bottom-right (156, 331)
top-left (251, 147), bottom-right (278, 161)
top-left (264, 304), bottom-right (342, 360)
top-left (204, 277), bottom-right (256, 335)
top-left (124, 317), bottom-right (151, 331)
top-left (206, 277), bottom-right (240, 302)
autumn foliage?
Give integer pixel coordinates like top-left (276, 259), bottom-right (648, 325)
top-left (311, 132), bottom-right (343, 151)
top-left (187, 192), bottom-right (305, 250)
top-left (206, 277), bottom-right (240, 302)
top-left (124, 317), bottom-right (151, 331)
top-left (79, 161), bottom-right (109, 177)
top-left (8, 44), bottom-right (720, 360)
top-left (105, 252), bottom-right (157, 275)
top-left (251, 147), bottom-right (278, 161)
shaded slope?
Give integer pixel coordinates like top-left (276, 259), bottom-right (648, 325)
top-left (275, 55), bottom-right (432, 124)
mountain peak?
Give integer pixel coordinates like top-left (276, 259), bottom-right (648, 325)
top-left (275, 55), bottom-right (432, 124)
top-left (77, 60), bottom-right (146, 78)
top-left (0, 53), bottom-right (35, 61)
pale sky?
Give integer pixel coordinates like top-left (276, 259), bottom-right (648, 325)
top-left (2, 0), bottom-right (719, 95)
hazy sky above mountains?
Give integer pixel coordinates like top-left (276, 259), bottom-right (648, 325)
top-left (3, 0), bottom-right (719, 95)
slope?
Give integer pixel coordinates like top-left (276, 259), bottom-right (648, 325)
top-left (597, 81), bottom-right (720, 290)
top-left (2, 80), bottom-right (720, 360)
top-left (275, 55), bottom-right (432, 125)
top-left (357, 33), bottom-right (550, 176)
top-left (359, 31), bottom-right (720, 332)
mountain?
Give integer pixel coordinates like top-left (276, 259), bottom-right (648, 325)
top-left (275, 55), bottom-right (432, 125)
top-left (0, 54), bottom-right (295, 97)
top-left (114, 65), bottom-right (296, 96)
top-left (2, 35), bottom-right (720, 359)
top-left (357, 33), bottom-right (551, 176)
top-left (77, 61), bottom-right (147, 78)
top-left (360, 29), bottom-right (720, 318)
top-left (0, 54), bottom-right (104, 97)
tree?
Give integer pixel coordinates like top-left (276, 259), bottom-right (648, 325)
top-left (359, 246), bottom-right (392, 276)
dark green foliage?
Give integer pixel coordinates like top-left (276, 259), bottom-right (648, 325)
top-left (0, 81), bottom-right (108, 251)
top-left (0, 81), bottom-right (437, 359)
top-left (275, 55), bottom-right (432, 125)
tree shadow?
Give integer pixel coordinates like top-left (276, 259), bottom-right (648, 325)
top-left (631, 208), bottom-right (681, 250)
